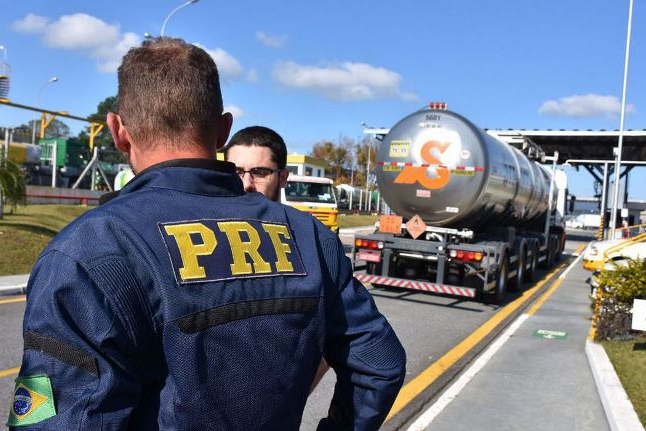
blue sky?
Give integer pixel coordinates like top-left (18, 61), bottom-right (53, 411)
top-left (0, 0), bottom-right (644, 199)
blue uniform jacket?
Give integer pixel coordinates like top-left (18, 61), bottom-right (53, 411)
top-left (10, 159), bottom-right (406, 430)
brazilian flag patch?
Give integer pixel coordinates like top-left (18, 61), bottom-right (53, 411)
top-left (7, 375), bottom-right (56, 427)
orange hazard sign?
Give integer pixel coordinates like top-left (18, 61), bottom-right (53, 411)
top-left (379, 215), bottom-right (402, 234)
top-left (405, 215), bottom-right (427, 239)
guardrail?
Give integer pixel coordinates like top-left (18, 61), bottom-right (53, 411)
top-left (602, 228), bottom-right (646, 266)
top-left (26, 193), bottom-right (101, 205)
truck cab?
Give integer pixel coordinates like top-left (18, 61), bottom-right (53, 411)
top-left (281, 175), bottom-right (339, 233)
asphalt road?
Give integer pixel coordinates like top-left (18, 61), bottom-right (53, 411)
top-left (0, 297), bottom-right (26, 422)
top-left (0, 229), bottom-right (595, 430)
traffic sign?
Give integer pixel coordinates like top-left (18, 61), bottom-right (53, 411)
top-left (632, 299), bottom-right (646, 331)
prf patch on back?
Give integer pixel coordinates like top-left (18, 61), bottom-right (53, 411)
top-left (159, 219), bottom-right (307, 284)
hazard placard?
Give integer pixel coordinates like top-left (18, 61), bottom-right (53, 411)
top-left (405, 215), bottom-right (427, 239)
top-left (379, 215), bottom-right (402, 234)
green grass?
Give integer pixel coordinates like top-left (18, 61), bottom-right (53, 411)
top-left (0, 205), bottom-right (91, 275)
top-left (601, 336), bottom-right (646, 425)
top-left (338, 214), bottom-right (379, 229)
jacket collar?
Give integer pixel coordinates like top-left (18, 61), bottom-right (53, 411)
top-left (101, 158), bottom-right (243, 205)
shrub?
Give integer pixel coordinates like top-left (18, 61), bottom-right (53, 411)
top-left (0, 149), bottom-right (27, 214)
top-left (594, 258), bottom-right (646, 341)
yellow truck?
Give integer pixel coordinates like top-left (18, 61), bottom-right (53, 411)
top-left (281, 174), bottom-right (339, 233)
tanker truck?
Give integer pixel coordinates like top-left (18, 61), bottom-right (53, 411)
top-left (353, 105), bottom-right (567, 303)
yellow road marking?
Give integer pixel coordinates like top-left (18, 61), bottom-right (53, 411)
top-left (0, 297), bottom-right (26, 305)
top-left (526, 278), bottom-right (564, 316)
top-left (0, 367), bottom-right (19, 378)
top-left (385, 257), bottom-right (570, 421)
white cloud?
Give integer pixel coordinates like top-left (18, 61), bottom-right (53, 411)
top-left (224, 104), bottom-right (244, 119)
top-left (12, 13), bottom-right (140, 73)
top-left (12, 13), bottom-right (49, 33)
top-left (272, 61), bottom-right (417, 102)
top-left (246, 68), bottom-right (259, 82)
top-left (538, 94), bottom-right (634, 118)
top-left (43, 14), bottom-right (120, 49)
top-left (94, 32), bottom-right (141, 73)
top-left (256, 31), bottom-right (287, 49)
top-left (198, 46), bottom-right (248, 82)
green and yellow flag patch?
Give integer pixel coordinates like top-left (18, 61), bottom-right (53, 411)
top-left (7, 375), bottom-right (56, 427)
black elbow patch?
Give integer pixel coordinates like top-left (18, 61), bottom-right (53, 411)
top-left (354, 326), bottom-right (406, 370)
top-left (24, 331), bottom-right (99, 377)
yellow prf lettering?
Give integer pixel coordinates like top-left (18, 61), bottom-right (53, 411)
top-left (262, 224), bottom-right (294, 273)
top-left (217, 221), bottom-right (272, 275)
top-left (164, 223), bottom-right (217, 281)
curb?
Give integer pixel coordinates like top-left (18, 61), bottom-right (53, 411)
top-left (0, 274), bottom-right (29, 296)
top-left (586, 339), bottom-right (645, 431)
top-left (0, 284), bottom-right (26, 296)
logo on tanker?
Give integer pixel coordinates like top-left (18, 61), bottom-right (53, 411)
top-left (394, 129), bottom-right (461, 190)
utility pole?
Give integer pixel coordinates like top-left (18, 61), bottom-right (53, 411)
top-left (609, 0), bottom-right (634, 239)
top-left (365, 142), bottom-right (372, 212)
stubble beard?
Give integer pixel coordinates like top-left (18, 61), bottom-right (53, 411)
top-left (268, 183), bottom-right (280, 202)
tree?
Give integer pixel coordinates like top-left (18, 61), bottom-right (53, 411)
top-left (10, 119), bottom-right (70, 143)
top-left (0, 148), bottom-right (26, 216)
top-left (78, 96), bottom-right (125, 165)
top-left (310, 137), bottom-right (354, 184)
top-left (80, 96), bottom-right (116, 151)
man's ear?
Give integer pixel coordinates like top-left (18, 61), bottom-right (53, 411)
top-left (215, 112), bottom-right (233, 150)
top-left (107, 112), bottom-right (131, 154)
top-left (279, 168), bottom-right (289, 189)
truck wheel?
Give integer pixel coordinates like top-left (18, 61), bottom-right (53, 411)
top-left (488, 254), bottom-right (509, 305)
top-left (523, 244), bottom-right (538, 282)
top-left (540, 239), bottom-right (555, 269)
top-left (366, 262), bottom-right (382, 276)
top-left (508, 247), bottom-right (525, 292)
top-left (548, 235), bottom-right (558, 267)
top-left (555, 232), bottom-right (564, 262)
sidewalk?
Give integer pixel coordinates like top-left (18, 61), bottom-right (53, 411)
top-left (405, 255), bottom-right (643, 430)
top-left (0, 274), bottom-right (29, 296)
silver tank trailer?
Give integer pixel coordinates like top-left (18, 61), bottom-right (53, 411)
top-left (376, 108), bottom-right (554, 229)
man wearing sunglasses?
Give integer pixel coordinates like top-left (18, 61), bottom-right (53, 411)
top-left (225, 127), bottom-right (332, 392)
top-left (224, 126), bottom-right (289, 202)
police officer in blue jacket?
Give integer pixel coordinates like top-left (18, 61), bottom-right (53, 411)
top-left (8, 37), bottom-right (406, 430)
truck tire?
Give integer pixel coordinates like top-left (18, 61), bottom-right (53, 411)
top-left (540, 237), bottom-right (556, 269)
top-left (508, 246), bottom-right (525, 292)
top-left (488, 254), bottom-right (509, 305)
top-left (523, 243), bottom-right (538, 282)
top-left (366, 262), bottom-right (382, 276)
top-left (548, 235), bottom-right (558, 267)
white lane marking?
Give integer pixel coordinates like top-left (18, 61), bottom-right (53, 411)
top-left (558, 252), bottom-right (584, 280)
top-left (407, 251), bottom-right (585, 429)
top-left (406, 314), bottom-right (529, 430)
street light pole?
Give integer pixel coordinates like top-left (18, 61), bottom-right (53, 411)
top-left (160, 0), bottom-right (200, 37)
top-left (365, 142), bottom-right (371, 212)
top-left (609, 0), bottom-right (634, 239)
top-left (32, 77), bottom-right (59, 145)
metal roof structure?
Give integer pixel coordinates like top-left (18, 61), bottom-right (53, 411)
top-left (486, 129), bottom-right (646, 163)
